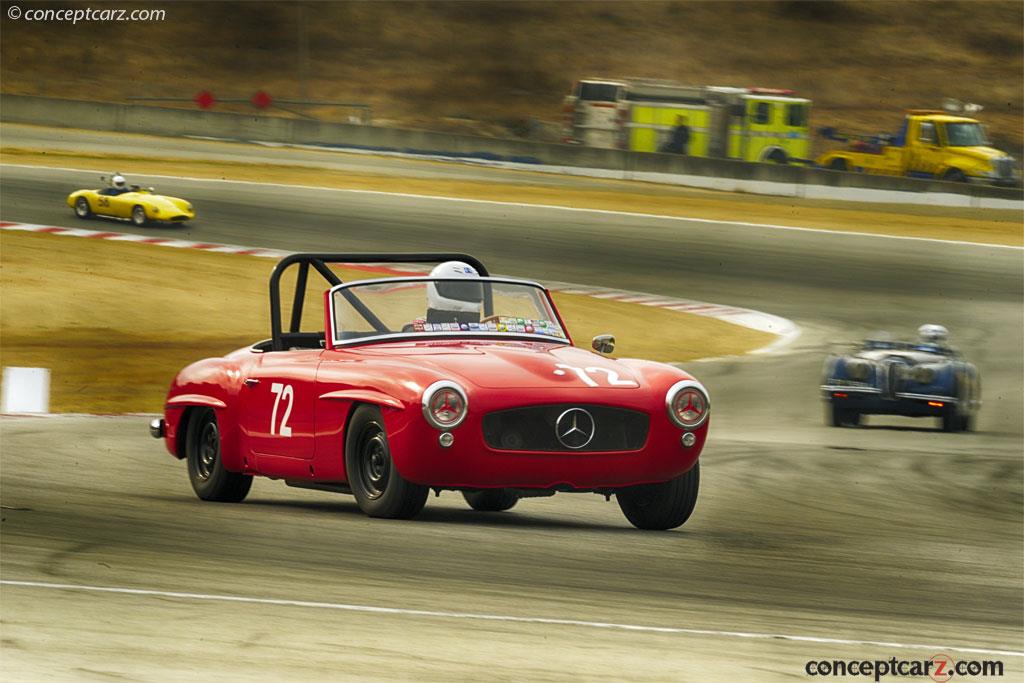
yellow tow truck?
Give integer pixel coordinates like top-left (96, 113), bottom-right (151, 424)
top-left (816, 110), bottom-right (1019, 185)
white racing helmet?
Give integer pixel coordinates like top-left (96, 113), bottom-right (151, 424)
top-left (917, 324), bottom-right (949, 344)
top-left (111, 174), bottom-right (127, 189)
top-left (427, 261), bottom-right (482, 313)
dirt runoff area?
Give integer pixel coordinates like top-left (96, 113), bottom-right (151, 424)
top-left (0, 230), bottom-right (771, 413)
top-left (3, 145), bottom-right (1022, 247)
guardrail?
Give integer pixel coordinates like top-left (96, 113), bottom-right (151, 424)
top-left (1, 94), bottom-right (1020, 207)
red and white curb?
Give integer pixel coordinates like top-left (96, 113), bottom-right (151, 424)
top-left (1, 220), bottom-right (800, 354)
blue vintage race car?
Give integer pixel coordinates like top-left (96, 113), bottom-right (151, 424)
top-left (821, 325), bottom-right (981, 432)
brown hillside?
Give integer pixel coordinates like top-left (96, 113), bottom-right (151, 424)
top-left (2, 1), bottom-right (1021, 155)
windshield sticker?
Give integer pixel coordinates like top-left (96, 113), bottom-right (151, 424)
top-left (407, 317), bottom-right (564, 337)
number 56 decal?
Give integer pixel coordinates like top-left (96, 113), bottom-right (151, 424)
top-left (553, 363), bottom-right (638, 388)
top-left (270, 382), bottom-right (294, 436)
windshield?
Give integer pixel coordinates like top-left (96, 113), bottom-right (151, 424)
top-left (862, 340), bottom-right (951, 355)
top-left (331, 277), bottom-right (568, 346)
top-left (944, 122), bottom-right (989, 147)
top-left (578, 82), bottom-right (620, 102)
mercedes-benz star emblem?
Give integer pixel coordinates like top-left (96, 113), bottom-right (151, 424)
top-left (555, 408), bottom-right (596, 450)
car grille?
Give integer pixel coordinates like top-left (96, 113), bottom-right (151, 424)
top-left (482, 404), bottom-right (649, 452)
top-left (995, 158), bottom-right (1016, 180)
top-left (883, 358), bottom-right (908, 399)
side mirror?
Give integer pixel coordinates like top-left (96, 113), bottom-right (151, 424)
top-left (592, 334), bottom-right (615, 354)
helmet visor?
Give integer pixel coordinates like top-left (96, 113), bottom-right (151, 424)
top-left (435, 280), bottom-right (483, 305)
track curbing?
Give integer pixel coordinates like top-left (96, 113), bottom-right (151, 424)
top-left (0, 219), bottom-right (801, 356)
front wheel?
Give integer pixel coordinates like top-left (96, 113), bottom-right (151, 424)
top-left (942, 168), bottom-right (968, 183)
top-left (617, 463), bottom-right (699, 531)
top-left (829, 402), bottom-right (861, 427)
top-left (345, 405), bottom-right (429, 519)
top-left (74, 197), bottom-right (93, 219)
top-left (186, 408), bottom-right (253, 502)
top-left (131, 204), bottom-right (148, 226)
top-left (462, 489), bottom-right (519, 512)
top-left (941, 405), bottom-right (971, 433)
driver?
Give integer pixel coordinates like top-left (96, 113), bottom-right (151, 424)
top-left (917, 323), bottom-right (949, 346)
top-left (108, 173), bottom-right (131, 196)
top-left (426, 261), bottom-right (483, 325)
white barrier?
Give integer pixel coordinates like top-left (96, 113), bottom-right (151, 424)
top-left (2, 367), bottom-right (51, 413)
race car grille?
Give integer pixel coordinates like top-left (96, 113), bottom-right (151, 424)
top-left (482, 405), bottom-right (649, 452)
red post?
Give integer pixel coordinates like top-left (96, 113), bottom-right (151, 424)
top-left (194, 90), bottom-right (216, 109)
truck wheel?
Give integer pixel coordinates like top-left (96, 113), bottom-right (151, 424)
top-left (462, 489), bottom-right (519, 512)
top-left (617, 463), bottom-right (699, 531)
top-left (74, 197), bottom-right (93, 219)
top-left (186, 408), bottom-right (253, 502)
top-left (942, 168), bottom-right (967, 183)
top-left (345, 405), bottom-right (429, 519)
top-left (828, 158), bottom-right (848, 171)
top-left (766, 149), bottom-right (789, 165)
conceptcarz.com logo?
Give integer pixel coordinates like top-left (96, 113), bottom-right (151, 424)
top-left (804, 654), bottom-right (1004, 682)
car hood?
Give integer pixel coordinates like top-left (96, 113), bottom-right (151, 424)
top-left (949, 146), bottom-right (1009, 163)
top-left (352, 340), bottom-right (645, 389)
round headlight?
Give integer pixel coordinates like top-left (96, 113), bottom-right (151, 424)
top-left (422, 381), bottom-right (468, 429)
top-left (846, 360), bottom-right (871, 382)
top-left (911, 365), bottom-right (937, 384)
top-left (666, 380), bottom-right (710, 429)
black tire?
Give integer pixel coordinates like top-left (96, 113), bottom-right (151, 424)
top-left (462, 489), bottom-right (519, 512)
top-left (828, 402), bottom-right (860, 427)
top-left (766, 149), bottom-right (789, 165)
top-left (828, 158), bottom-right (848, 171)
top-left (617, 463), bottom-right (699, 531)
top-left (345, 405), bottom-right (428, 519)
top-left (942, 168), bottom-right (967, 183)
top-left (74, 197), bottom-right (93, 219)
top-left (131, 204), bottom-right (148, 227)
top-left (186, 408), bottom-right (253, 502)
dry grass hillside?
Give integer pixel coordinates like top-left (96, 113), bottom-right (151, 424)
top-left (2, 1), bottom-right (1021, 154)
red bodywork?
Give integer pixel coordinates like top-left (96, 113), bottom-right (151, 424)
top-left (161, 305), bottom-right (708, 492)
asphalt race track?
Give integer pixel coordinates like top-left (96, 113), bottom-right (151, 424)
top-left (1, 159), bottom-right (1022, 680)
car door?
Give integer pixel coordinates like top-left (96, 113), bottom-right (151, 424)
top-left (93, 189), bottom-right (117, 217)
top-left (908, 121), bottom-right (944, 178)
top-left (239, 349), bottom-right (321, 473)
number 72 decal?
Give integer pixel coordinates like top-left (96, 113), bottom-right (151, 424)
top-left (270, 382), bottom-right (294, 436)
top-left (553, 363), bottom-right (638, 387)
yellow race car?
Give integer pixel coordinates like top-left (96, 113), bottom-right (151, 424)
top-left (68, 174), bottom-right (195, 226)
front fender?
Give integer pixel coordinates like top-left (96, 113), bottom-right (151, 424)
top-left (939, 156), bottom-right (991, 179)
top-left (163, 356), bottom-right (245, 467)
top-left (67, 190), bottom-right (89, 208)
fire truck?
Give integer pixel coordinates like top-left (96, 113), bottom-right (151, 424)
top-left (562, 78), bottom-right (812, 164)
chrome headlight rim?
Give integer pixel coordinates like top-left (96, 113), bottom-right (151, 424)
top-left (665, 379), bottom-right (711, 429)
top-left (421, 380), bottom-right (469, 430)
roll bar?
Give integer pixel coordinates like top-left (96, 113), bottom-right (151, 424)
top-left (268, 253), bottom-right (490, 351)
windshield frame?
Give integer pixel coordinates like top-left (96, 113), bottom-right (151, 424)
top-left (861, 340), bottom-right (954, 356)
top-left (327, 276), bottom-right (572, 348)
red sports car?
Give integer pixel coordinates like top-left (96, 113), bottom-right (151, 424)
top-left (150, 253), bottom-right (710, 530)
